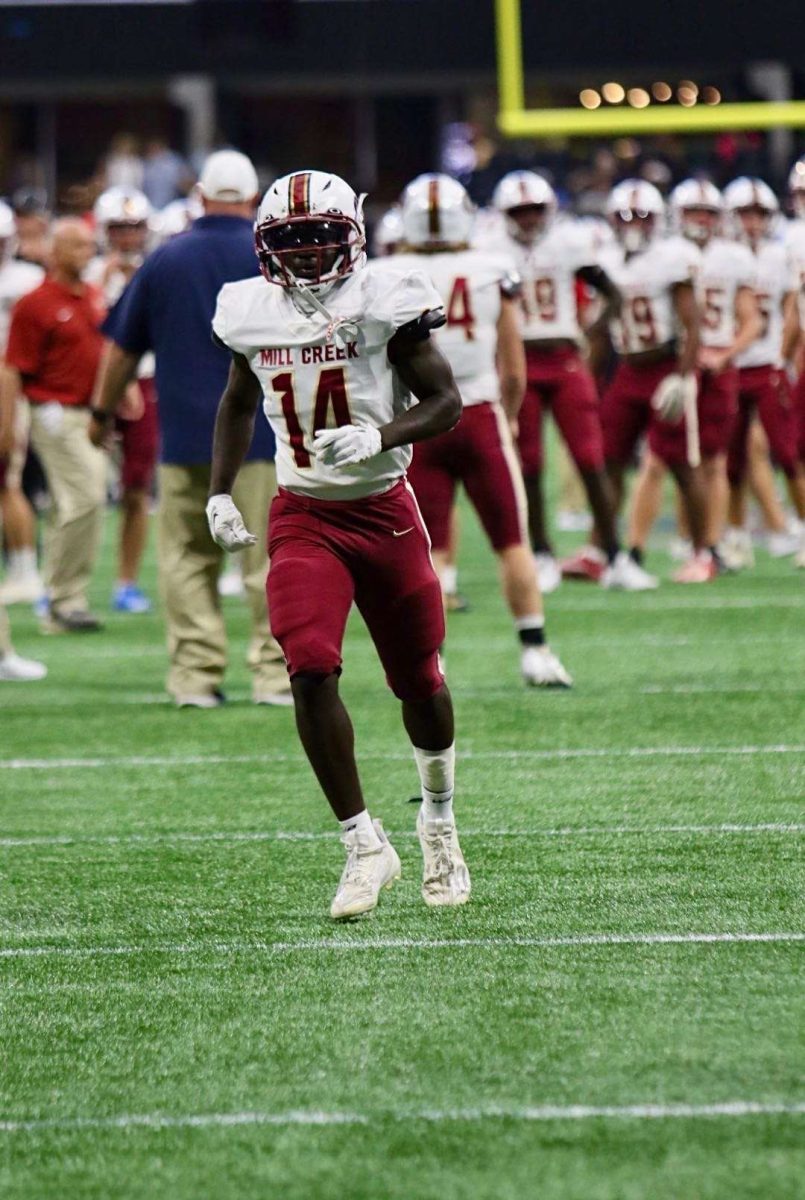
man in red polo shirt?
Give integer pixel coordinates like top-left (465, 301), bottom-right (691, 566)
top-left (3, 219), bottom-right (107, 631)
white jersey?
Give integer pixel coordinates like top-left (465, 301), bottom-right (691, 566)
top-left (601, 235), bottom-right (700, 356)
top-left (0, 259), bottom-right (44, 353)
top-left (392, 248), bottom-right (515, 406)
top-left (694, 237), bottom-right (756, 349)
top-left (488, 219), bottom-right (596, 343)
top-left (735, 240), bottom-right (796, 369)
top-left (86, 255), bottom-right (155, 378)
top-left (213, 262), bottom-right (444, 500)
top-left (785, 219), bottom-right (805, 326)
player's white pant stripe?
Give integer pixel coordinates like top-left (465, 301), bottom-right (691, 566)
top-left (2, 932), bottom-right (802, 960)
top-left (1, 1100), bottom-right (803, 1133)
top-left (491, 401), bottom-right (529, 546)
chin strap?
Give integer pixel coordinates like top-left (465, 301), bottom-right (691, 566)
top-left (286, 270), bottom-right (359, 347)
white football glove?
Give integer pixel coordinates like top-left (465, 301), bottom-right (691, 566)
top-left (206, 494), bottom-right (257, 552)
top-left (651, 372), bottom-right (697, 423)
top-left (312, 424), bottom-right (383, 469)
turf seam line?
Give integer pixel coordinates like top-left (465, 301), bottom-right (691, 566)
top-left (1, 823), bottom-right (802, 849)
top-left (2, 744), bottom-right (804, 770)
top-left (1, 932), bottom-right (802, 959)
top-left (1, 1100), bottom-right (804, 1133)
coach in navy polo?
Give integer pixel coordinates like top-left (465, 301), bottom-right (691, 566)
top-left (91, 150), bottom-right (288, 707)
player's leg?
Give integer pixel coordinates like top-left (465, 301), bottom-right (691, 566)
top-left (723, 384), bottom-right (756, 569)
top-left (113, 390), bottom-right (158, 613)
top-left (406, 435), bottom-right (457, 613)
top-left (441, 505), bottom-right (469, 613)
top-left (756, 368), bottom-right (805, 524)
top-left (267, 493), bottom-right (400, 918)
top-left (461, 404), bottom-right (571, 686)
top-left (354, 483), bottom-right (469, 907)
top-left (648, 408), bottom-right (712, 582)
top-left (516, 378), bottom-right (559, 592)
top-left (0, 457), bottom-right (46, 680)
top-left (0, 400), bottom-right (43, 606)
top-left (697, 368), bottom-right (739, 559)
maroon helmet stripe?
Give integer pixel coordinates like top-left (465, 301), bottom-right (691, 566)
top-left (428, 178), bottom-right (440, 237)
top-left (289, 173), bottom-right (311, 215)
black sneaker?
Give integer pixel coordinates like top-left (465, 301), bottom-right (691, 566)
top-left (43, 608), bottom-right (103, 634)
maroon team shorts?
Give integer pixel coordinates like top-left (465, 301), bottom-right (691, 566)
top-left (643, 366), bottom-right (738, 463)
top-left (601, 356), bottom-right (694, 469)
top-left (727, 365), bottom-right (801, 485)
top-left (267, 479), bottom-right (445, 703)
top-left (407, 402), bottom-right (526, 553)
top-left (517, 345), bottom-right (604, 476)
top-left (117, 377), bottom-right (159, 492)
top-left (796, 369), bottom-right (805, 462)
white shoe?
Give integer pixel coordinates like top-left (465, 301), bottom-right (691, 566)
top-left (330, 818), bottom-right (401, 919)
top-left (253, 688), bottom-right (294, 707)
top-left (416, 808), bottom-right (471, 908)
top-left (0, 574), bottom-right (45, 606)
top-left (534, 553), bottom-right (561, 594)
top-left (0, 652), bottom-right (48, 681)
top-left (218, 566), bottom-right (245, 598)
top-left (601, 552), bottom-right (659, 591)
top-left (174, 691), bottom-right (224, 709)
top-left (767, 529), bottom-right (800, 558)
top-left (719, 526), bottom-right (754, 571)
top-left (521, 644), bottom-right (573, 688)
top-left (668, 536), bottom-right (692, 563)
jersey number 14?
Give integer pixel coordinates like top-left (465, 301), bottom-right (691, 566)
top-left (272, 368), bottom-right (351, 468)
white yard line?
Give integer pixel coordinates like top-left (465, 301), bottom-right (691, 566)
top-left (1, 822), bottom-right (802, 850)
top-left (639, 683), bottom-right (805, 695)
top-left (1, 931), bottom-right (802, 961)
top-left (1, 744), bottom-right (804, 772)
top-left (1, 1098), bottom-right (803, 1134)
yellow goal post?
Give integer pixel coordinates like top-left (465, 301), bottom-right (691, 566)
top-left (495, 0), bottom-right (805, 138)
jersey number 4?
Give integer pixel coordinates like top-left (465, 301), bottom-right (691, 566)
top-left (446, 277), bottom-right (475, 340)
top-left (272, 368), bottom-right (351, 468)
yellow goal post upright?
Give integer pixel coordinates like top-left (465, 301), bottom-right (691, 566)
top-left (495, 0), bottom-right (805, 138)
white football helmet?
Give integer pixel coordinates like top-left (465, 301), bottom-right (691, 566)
top-left (492, 170), bottom-right (557, 243)
top-left (94, 186), bottom-right (152, 230)
top-left (255, 170), bottom-right (366, 294)
top-left (607, 179), bottom-right (665, 252)
top-left (150, 194), bottom-right (203, 242)
top-left (669, 178), bottom-right (723, 246)
top-left (400, 173), bottom-right (475, 249)
top-left (788, 159), bottom-right (805, 219)
top-left (373, 206), bottom-right (404, 256)
top-left (724, 177), bottom-right (779, 245)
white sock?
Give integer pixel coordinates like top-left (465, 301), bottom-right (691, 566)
top-left (440, 565), bottom-right (458, 595)
top-left (8, 548), bottom-right (37, 577)
top-left (413, 743), bottom-right (455, 822)
top-left (339, 809), bottom-right (380, 846)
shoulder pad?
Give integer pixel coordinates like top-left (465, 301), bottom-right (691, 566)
top-left (395, 307), bottom-right (446, 342)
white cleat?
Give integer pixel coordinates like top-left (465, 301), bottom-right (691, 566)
top-left (521, 644), bottom-right (573, 688)
top-left (416, 808), bottom-right (471, 908)
top-left (330, 818), bottom-right (401, 920)
top-left (668, 536), bottom-right (692, 563)
top-left (534, 553), bottom-right (562, 594)
top-left (601, 552), bottom-right (659, 591)
top-left (720, 526), bottom-right (754, 571)
top-left (0, 652), bottom-right (48, 681)
top-left (767, 529), bottom-right (800, 558)
top-left (0, 574), bottom-right (45, 606)
top-left (218, 565), bottom-right (245, 598)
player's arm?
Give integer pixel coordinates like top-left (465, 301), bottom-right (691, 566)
top-left (672, 281), bottom-right (700, 375)
top-left (89, 342), bottom-right (139, 445)
top-left (206, 351), bottom-right (262, 551)
top-left (0, 364), bottom-right (19, 458)
top-left (495, 297), bottom-right (526, 422)
top-left (380, 326), bottom-right (462, 449)
top-left (781, 290), bottom-right (801, 367)
top-left (729, 286), bottom-right (763, 361)
top-left (576, 264), bottom-right (622, 322)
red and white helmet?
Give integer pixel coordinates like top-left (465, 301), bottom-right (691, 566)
top-left (669, 178), bottom-right (723, 246)
top-left (93, 186), bottom-right (152, 230)
top-left (255, 169), bottom-right (366, 295)
top-left (788, 159), bottom-right (805, 219)
top-left (373, 206), bottom-right (404, 256)
top-left (492, 170), bottom-right (557, 243)
top-left (724, 177), bottom-right (779, 244)
top-left (400, 173), bottom-right (475, 249)
top-left (607, 179), bottom-right (665, 252)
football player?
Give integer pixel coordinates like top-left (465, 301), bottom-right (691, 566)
top-left (593, 179), bottom-right (707, 583)
top-left (488, 171), bottom-right (647, 591)
top-left (394, 172), bottom-right (571, 686)
top-left (722, 177), bottom-right (805, 568)
top-left (89, 186), bottom-right (159, 613)
top-left (626, 179), bottom-right (762, 579)
top-left (207, 170), bottom-right (470, 919)
top-left (0, 199), bottom-right (46, 608)
top-left (786, 160), bottom-right (805, 567)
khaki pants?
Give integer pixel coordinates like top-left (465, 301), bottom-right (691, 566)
top-left (157, 460), bottom-right (287, 700)
top-left (28, 404), bottom-right (107, 612)
top-left (0, 604), bottom-right (11, 656)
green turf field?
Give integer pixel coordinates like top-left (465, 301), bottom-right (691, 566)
top-left (1, 499), bottom-right (804, 1199)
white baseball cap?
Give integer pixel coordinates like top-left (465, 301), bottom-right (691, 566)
top-left (198, 150), bottom-right (259, 203)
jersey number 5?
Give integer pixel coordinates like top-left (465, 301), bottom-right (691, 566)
top-left (272, 368), bottom-right (351, 468)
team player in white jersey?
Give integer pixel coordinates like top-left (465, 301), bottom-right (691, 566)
top-left (721, 177), bottom-right (805, 569)
top-left (0, 200), bottom-right (47, 680)
top-left (588, 179), bottom-right (708, 583)
top-left (88, 186), bottom-right (159, 613)
top-left (487, 171), bottom-right (646, 591)
top-left (0, 199), bottom-right (46, 609)
top-left (394, 173), bottom-right (571, 686)
top-left (626, 179), bottom-right (762, 578)
top-left (786, 160), bottom-right (805, 567)
top-left (208, 169), bottom-right (470, 920)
